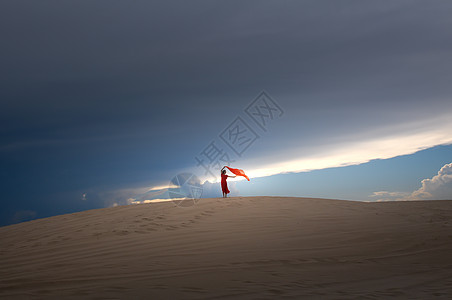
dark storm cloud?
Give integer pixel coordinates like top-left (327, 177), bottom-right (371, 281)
top-left (3, 1), bottom-right (452, 119)
top-left (2, 0), bottom-right (452, 225)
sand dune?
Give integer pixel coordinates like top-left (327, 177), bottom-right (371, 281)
top-left (1, 196), bottom-right (452, 299)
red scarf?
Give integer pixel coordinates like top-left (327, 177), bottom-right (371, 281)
top-left (226, 166), bottom-right (250, 181)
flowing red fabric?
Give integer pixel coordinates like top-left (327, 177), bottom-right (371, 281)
top-left (226, 166), bottom-right (250, 181)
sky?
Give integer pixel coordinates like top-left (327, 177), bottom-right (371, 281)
top-left (1, 1), bottom-right (452, 226)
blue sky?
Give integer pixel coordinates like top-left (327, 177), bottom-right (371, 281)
top-left (1, 1), bottom-right (452, 226)
top-left (235, 145), bottom-right (452, 201)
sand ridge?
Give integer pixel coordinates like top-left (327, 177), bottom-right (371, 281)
top-left (1, 196), bottom-right (452, 299)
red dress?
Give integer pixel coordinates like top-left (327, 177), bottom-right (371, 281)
top-left (221, 173), bottom-right (230, 194)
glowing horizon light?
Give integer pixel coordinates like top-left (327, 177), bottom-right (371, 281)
top-left (199, 114), bottom-right (452, 184)
top-left (147, 184), bottom-right (180, 191)
top-left (130, 197), bottom-right (187, 204)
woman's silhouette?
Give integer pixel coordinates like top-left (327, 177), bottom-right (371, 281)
top-left (221, 166), bottom-right (236, 198)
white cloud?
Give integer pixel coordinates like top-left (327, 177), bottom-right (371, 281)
top-left (372, 162), bottom-right (452, 201)
top-left (371, 191), bottom-right (409, 198)
top-left (411, 163), bottom-right (452, 200)
top-left (100, 181), bottom-right (192, 208)
top-left (369, 191), bottom-right (410, 202)
top-left (99, 184), bottom-right (170, 207)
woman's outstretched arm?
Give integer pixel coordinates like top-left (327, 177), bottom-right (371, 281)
top-left (221, 166), bottom-right (226, 172)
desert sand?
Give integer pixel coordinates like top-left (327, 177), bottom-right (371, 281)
top-left (1, 196), bottom-right (452, 299)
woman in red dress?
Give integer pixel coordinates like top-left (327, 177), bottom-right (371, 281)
top-left (221, 166), bottom-right (236, 198)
